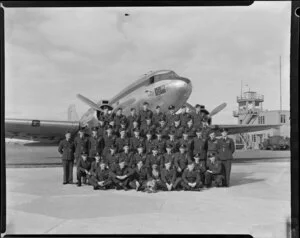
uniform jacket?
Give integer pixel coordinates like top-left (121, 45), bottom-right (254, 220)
top-left (132, 152), bottom-right (147, 168)
top-left (156, 124), bottom-right (169, 139)
top-left (174, 152), bottom-right (190, 170)
top-left (180, 113), bottom-right (191, 127)
top-left (206, 158), bottom-right (223, 174)
top-left (95, 167), bottom-right (110, 182)
top-left (140, 124), bottom-right (156, 137)
top-left (74, 135), bottom-right (89, 156)
top-left (88, 136), bottom-right (104, 155)
top-left (182, 168), bottom-right (201, 184)
top-left (130, 136), bottom-right (145, 151)
top-left (168, 125), bottom-right (184, 139)
top-left (166, 139), bottom-right (179, 153)
top-left (161, 168), bottom-right (176, 184)
top-left (103, 134), bottom-right (117, 149)
top-left (145, 139), bottom-right (155, 154)
top-left (166, 113), bottom-right (176, 127)
top-left (129, 126), bottom-right (140, 138)
top-left (153, 138), bottom-right (166, 154)
top-left (89, 160), bottom-right (101, 176)
top-left (132, 166), bottom-right (149, 184)
top-left (97, 125), bottom-right (106, 137)
top-left (192, 136), bottom-right (206, 159)
top-left (204, 138), bottom-right (219, 153)
top-left (105, 153), bottom-right (119, 168)
top-left (127, 114), bottom-right (140, 129)
top-left (152, 112), bottom-right (164, 126)
top-left (139, 109), bottom-right (153, 125)
top-left (113, 114), bottom-right (126, 128)
top-left (178, 138), bottom-right (193, 153)
top-left (109, 165), bottom-right (134, 178)
top-left (184, 125), bottom-right (196, 138)
top-left (115, 136), bottom-right (130, 153)
top-left (117, 151), bottom-right (134, 166)
top-left (191, 112), bottom-right (203, 129)
top-left (193, 161), bottom-right (207, 174)
top-left (58, 139), bottom-right (75, 161)
top-left (162, 152), bottom-right (175, 166)
top-left (146, 154), bottom-right (163, 169)
top-left (77, 158), bottom-right (92, 173)
top-left (216, 137), bottom-right (235, 160)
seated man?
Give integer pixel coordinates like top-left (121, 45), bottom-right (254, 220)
top-left (181, 161), bottom-right (202, 191)
top-left (109, 160), bottom-right (134, 190)
top-left (129, 160), bottom-right (149, 191)
top-left (204, 154), bottom-right (224, 187)
top-left (89, 159), bottom-right (113, 190)
top-left (145, 162), bottom-right (163, 193)
top-left (77, 151), bottom-right (92, 187)
top-left (192, 153), bottom-right (207, 185)
top-left (160, 160), bottom-right (181, 191)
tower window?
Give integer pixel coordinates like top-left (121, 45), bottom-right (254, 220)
top-left (280, 114), bottom-right (286, 123)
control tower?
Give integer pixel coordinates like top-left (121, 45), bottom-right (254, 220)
top-left (233, 90), bottom-right (264, 150)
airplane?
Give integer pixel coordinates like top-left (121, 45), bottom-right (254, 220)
top-left (5, 69), bottom-right (280, 144)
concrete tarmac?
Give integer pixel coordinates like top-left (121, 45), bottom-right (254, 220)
top-left (5, 156), bottom-right (290, 236)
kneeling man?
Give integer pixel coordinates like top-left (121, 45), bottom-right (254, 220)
top-left (204, 153), bottom-right (224, 187)
top-left (181, 161), bottom-right (202, 191)
top-left (109, 160), bottom-right (134, 190)
top-left (77, 151), bottom-right (92, 187)
top-left (90, 159), bottom-right (113, 190)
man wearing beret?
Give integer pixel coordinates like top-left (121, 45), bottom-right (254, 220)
top-left (174, 144), bottom-right (190, 178)
top-left (166, 105), bottom-right (177, 127)
top-left (58, 131), bottom-right (76, 184)
top-left (105, 144), bottom-right (119, 169)
top-left (181, 161), bottom-right (202, 191)
top-left (131, 143), bottom-right (147, 168)
top-left (76, 151), bottom-right (92, 187)
top-left (127, 108), bottom-right (140, 131)
top-left (216, 128), bottom-right (235, 187)
top-left (145, 130), bottom-right (155, 154)
top-left (74, 128), bottom-right (89, 166)
top-left (129, 160), bottom-right (149, 191)
top-left (192, 128), bottom-right (206, 160)
top-left (153, 129), bottom-right (166, 155)
top-left (109, 160), bottom-right (134, 190)
top-left (130, 128), bottom-right (145, 152)
top-left (166, 130), bottom-right (179, 153)
top-left (204, 153), bottom-right (224, 188)
top-left (102, 126), bottom-right (117, 157)
top-left (115, 128), bottom-right (130, 153)
top-left (139, 102), bottom-right (153, 127)
top-left (152, 105), bottom-right (165, 127)
top-left (88, 127), bottom-right (104, 158)
top-left (90, 159), bottom-right (113, 190)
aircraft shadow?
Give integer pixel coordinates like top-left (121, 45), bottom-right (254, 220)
top-left (229, 172), bottom-right (265, 187)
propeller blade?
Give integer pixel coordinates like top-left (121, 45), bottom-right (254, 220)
top-left (76, 94), bottom-right (104, 112)
top-left (209, 103), bottom-right (227, 117)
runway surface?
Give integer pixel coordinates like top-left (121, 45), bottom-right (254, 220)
top-left (5, 153), bottom-right (290, 236)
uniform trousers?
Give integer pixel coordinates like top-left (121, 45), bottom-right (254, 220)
top-left (62, 160), bottom-right (74, 183)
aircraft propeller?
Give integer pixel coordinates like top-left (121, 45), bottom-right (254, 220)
top-left (208, 102), bottom-right (227, 117)
top-left (76, 94), bottom-right (104, 112)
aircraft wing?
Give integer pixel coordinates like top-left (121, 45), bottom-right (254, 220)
top-left (210, 124), bottom-right (281, 135)
top-left (5, 118), bottom-right (80, 144)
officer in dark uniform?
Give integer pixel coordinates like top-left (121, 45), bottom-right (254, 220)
top-left (97, 116), bottom-right (107, 137)
top-left (102, 125), bottom-right (116, 157)
top-left (166, 130), bottom-right (179, 153)
top-left (139, 102), bottom-right (153, 126)
top-left (100, 105), bottom-right (111, 125)
top-left (58, 131), bottom-right (75, 184)
top-left (156, 116), bottom-right (169, 139)
top-left (168, 115), bottom-right (184, 139)
top-left (185, 117), bottom-right (196, 138)
top-left (179, 129), bottom-right (193, 157)
top-left (129, 119), bottom-right (140, 138)
top-left (88, 127), bottom-right (104, 158)
top-left (204, 130), bottom-right (218, 158)
top-left (140, 116), bottom-right (156, 137)
top-left (117, 143), bottom-right (134, 168)
top-left (204, 153), bottom-right (224, 187)
top-left (216, 128), bottom-right (235, 187)
top-left (74, 128), bottom-right (89, 165)
top-left (89, 152), bottom-right (101, 183)
top-left (76, 151), bottom-right (92, 187)
top-left (115, 128), bottom-right (130, 153)
top-left (146, 161), bottom-right (163, 192)
top-left (179, 105), bottom-right (190, 127)
top-left (153, 129), bottom-right (166, 155)
top-left (152, 105), bottom-right (164, 127)
top-left (118, 118), bottom-right (130, 137)
top-left (109, 160), bottom-right (134, 190)
top-left (105, 144), bottom-right (119, 169)
top-left (191, 104), bottom-right (203, 129)
top-left (174, 144), bottom-right (190, 177)
top-left (146, 145), bottom-right (163, 170)
top-left (201, 121), bottom-right (211, 140)
top-left (130, 128), bottom-right (145, 152)
top-left (108, 116), bottom-right (117, 134)
top-left (192, 153), bottom-right (207, 185)
top-left (131, 143), bottom-right (147, 168)
top-left (166, 105), bottom-right (176, 127)
top-left (145, 130), bottom-right (155, 154)
top-left (89, 159), bottom-right (113, 190)
top-left (192, 128), bottom-right (206, 159)
top-left (181, 161), bottom-right (202, 191)
top-left (162, 144), bottom-right (176, 166)
top-left (127, 108), bottom-right (140, 130)
top-left (114, 107), bottom-right (126, 131)
top-left (160, 160), bottom-right (181, 191)
top-left (129, 160), bottom-right (149, 191)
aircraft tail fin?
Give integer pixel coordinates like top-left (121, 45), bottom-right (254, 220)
top-left (68, 104), bottom-right (79, 121)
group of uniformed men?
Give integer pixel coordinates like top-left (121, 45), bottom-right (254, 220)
top-left (58, 102), bottom-right (235, 193)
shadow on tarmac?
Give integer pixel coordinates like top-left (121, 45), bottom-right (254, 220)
top-left (230, 172), bottom-right (265, 187)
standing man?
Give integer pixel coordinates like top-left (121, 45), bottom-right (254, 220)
top-left (130, 128), bottom-right (145, 152)
top-left (152, 105), bottom-right (164, 127)
top-left (140, 116), bottom-right (156, 137)
top-left (139, 102), bottom-right (153, 127)
top-left (217, 128), bottom-right (235, 187)
top-left (153, 129), bottom-right (166, 155)
top-left (74, 128), bottom-right (89, 165)
top-left (88, 127), bottom-right (104, 158)
top-left (162, 144), bottom-right (176, 166)
top-left (97, 116), bottom-right (107, 137)
top-left (179, 105), bottom-right (190, 127)
top-left (168, 116), bottom-right (184, 140)
top-left (117, 143), bottom-right (134, 168)
top-left (204, 130), bottom-right (218, 158)
top-left (131, 143), bottom-right (147, 168)
top-left (114, 107), bottom-right (126, 131)
top-left (185, 117), bottom-right (196, 138)
top-left (166, 130), bottom-right (179, 153)
top-left (127, 108), bottom-right (140, 130)
top-left (174, 144), bottom-right (190, 179)
top-left (166, 105), bottom-right (176, 127)
top-left (146, 145), bottom-right (163, 170)
top-left (191, 104), bottom-right (204, 129)
top-left (115, 128), bottom-right (130, 153)
top-left (145, 130), bottom-right (155, 154)
top-left (58, 131), bottom-right (75, 184)
top-left (102, 125), bottom-right (116, 157)
top-left (156, 117), bottom-right (169, 139)
top-left (192, 128), bottom-right (206, 160)
top-left (179, 129), bottom-right (193, 157)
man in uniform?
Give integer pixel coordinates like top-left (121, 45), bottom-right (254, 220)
top-left (114, 107), bottom-right (126, 131)
top-left (88, 152), bottom-right (102, 184)
top-left (139, 102), bottom-right (153, 127)
top-left (152, 105), bottom-right (164, 127)
top-left (179, 129), bottom-right (193, 157)
top-left (191, 104), bottom-right (204, 129)
top-left (204, 130), bottom-right (218, 158)
top-left (145, 130), bottom-right (155, 154)
top-left (127, 108), bottom-right (140, 130)
top-left (74, 128), bottom-right (89, 165)
top-left (168, 115), bottom-right (184, 139)
top-left (162, 143), bottom-right (176, 166)
top-left (160, 160), bottom-right (181, 191)
top-left (129, 160), bottom-right (149, 191)
top-left (156, 116), bottom-right (169, 139)
top-left (108, 116), bottom-right (117, 134)
top-left (192, 153), bottom-right (207, 185)
top-left (179, 105), bottom-right (190, 127)
top-left (192, 128), bottom-right (206, 160)
top-left (185, 117), bottom-right (196, 138)
top-left (115, 128), bottom-right (130, 153)
top-left (129, 119), bottom-right (140, 138)
top-left (204, 153), bottom-right (224, 187)
top-left (105, 144), bottom-right (119, 170)
top-left (140, 116), bottom-right (156, 137)
top-left (166, 105), bottom-right (176, 127)
top-left (109, 160), bottom-right (134, 190)
top-left (146, 145), bottom-right (163, 170)
top-left (146, 161), bottom-right (163, 192)
top-left (58, 131), bottom-right (75, 184)
top-left (217, 128), bottom-right (235, 187)
top-left (97, 116), bottom-right (107, 137)
top-left (102, 125), bottom-right (116, 157)
top-left (89, 159), bottom-right (113, 190)
top-left (76, 151), bottom-right (92, 187)
top-left (100, 105), bottom-right (111, 125)
top-left (88, 127), bottom-right (104, 158)
top-left (153, 129), bottom-right (166, 155)
top-left (131, 143), bottom-right (147, 168)
top-left (117, 143), bottom-right (134, 169)
top-left (130, 128), bottom-right (145, 152)
top-left (174, 144), bottom-right (190, 179)
top-left (166, 130), bottom-right (179, 153)
top-left (181, 161), bottom-right (202, 191)
top-left (118, 119), bottom-right (129, 137)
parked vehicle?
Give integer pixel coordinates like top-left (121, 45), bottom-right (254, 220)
top-left (259, 136), bottom-right (290, 150)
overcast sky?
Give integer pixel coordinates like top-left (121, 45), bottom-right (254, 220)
top-left (5, 2), bottom-right (291, 124)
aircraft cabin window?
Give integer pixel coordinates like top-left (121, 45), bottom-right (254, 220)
top-left (154, 85), bottom-right (166, 96)
top-left (149, 76), bottom-right (155, 84)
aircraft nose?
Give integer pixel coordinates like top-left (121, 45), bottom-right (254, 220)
top-left (180, 77), bottom-right (192, 99)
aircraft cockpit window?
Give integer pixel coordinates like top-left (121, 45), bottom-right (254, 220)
top-left (149, 76), bottom-right (155, 84)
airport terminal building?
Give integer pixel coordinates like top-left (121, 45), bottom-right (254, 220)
top-left (233, 91), bottom-right (290, 149)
